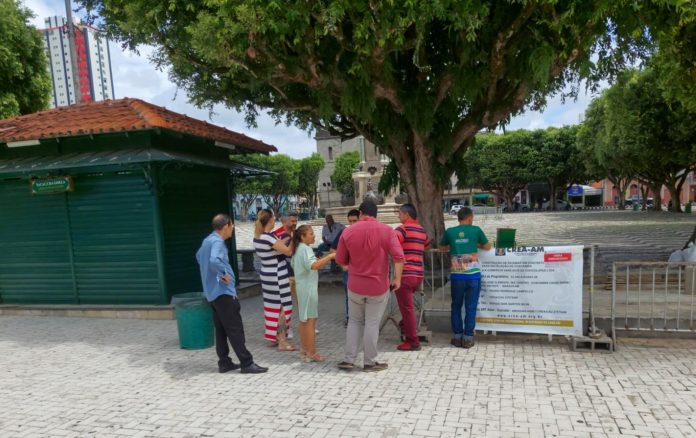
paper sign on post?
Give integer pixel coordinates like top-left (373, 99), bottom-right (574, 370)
top-left (476, 245), bottom-right (584, 336)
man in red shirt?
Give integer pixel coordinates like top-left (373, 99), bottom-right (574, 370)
top-left (394, 204), bottom-right (429, 351)
top-left (335, 200), bottom-right (404, 372)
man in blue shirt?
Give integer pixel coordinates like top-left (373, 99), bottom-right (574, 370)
top-left (196, 214), bottom-right (267, 374)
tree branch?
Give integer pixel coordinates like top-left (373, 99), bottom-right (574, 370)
top-left (486, 2), bottom-right (538, 104)
top-left (373, 83), bottom-right (404, 113)
top-left (433, 73), bottom-right (453, 113)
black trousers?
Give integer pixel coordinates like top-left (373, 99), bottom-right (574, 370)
top-left (211, 295), bottom-right (254, 368)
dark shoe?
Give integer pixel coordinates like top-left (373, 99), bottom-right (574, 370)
top-left (218, 361), bottom-right (240, 373)
top-left (240, 362), bottom-right (268, 374)
top-left (462, 340), bottom-right (475, 349)
top-left (363, 362), bottom-right (388, 372)
top-left (450, 338), bottom-right (463, 348)
top-left (337, 361), bottom-right (354, 370)
top-left (397, 342), bottom-right (421, 351)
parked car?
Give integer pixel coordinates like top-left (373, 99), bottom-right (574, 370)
top-left (501, 201), bottom-right (529, 212)
top-left (449, 204), bottom-right (464, 215)
top-left (625, 198), bottom-right (654, 209)
top-left (542, 199), bottom-right (572, 211)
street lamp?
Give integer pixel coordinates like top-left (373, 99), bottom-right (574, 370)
top-left (322, 182), bottom-right (332, 208)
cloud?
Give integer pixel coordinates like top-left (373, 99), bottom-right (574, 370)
top-left (21, 0), bottom-right (63, 27)
top-left (506, 83), bottom-right (603, 131)
top-left (21, 0), bottom-right (317, 158)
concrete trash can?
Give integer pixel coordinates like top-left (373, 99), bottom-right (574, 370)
top-left (171, 292), bottom-right (214, 350)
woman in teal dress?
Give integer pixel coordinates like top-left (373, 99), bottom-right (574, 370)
top-left (291, 225), bottom-right (335, 362)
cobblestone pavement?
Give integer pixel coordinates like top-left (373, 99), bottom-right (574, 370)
top-left (235, 210), bottom-right (694, 280)
top-left (234, 210), bottom-right (694, 252)
top-left (3, 289), bottom-right (696, 437)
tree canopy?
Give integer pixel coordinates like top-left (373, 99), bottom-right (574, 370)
top-left (298, 153), bottom-right (325, 218)
top-left (0, 0), bottom-right (51, 118)
top-left (463, 131), bottom-right (535, 209)
top-left (80, 0), bottom-right (696, 236)
top-left (579, 68), bottom-right (696, 212)
top-left (529, 125), bottom-right (586, 210)
top-left (331, 150), bottom-right (360, 197)
top-left (235, 153), bottom-right (300, 216)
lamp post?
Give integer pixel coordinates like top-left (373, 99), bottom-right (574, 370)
top-left (322, 182), bottom-right (332, 208)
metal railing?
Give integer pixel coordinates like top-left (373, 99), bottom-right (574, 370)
top-left (421, 247), bottom-right (696, 347)
top-left (424, 245), bottom-right (597, 310)
top-left (423, 246), bottom-right (599, 340)
top-left (610, 262), bottom-right (696, 342)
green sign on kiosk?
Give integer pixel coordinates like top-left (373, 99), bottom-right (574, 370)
top-left (30, 176), bottom-right (73, 195)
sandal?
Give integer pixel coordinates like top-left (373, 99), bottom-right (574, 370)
top-left (305, 352), bottom-right (324, 362)
top-left (265, 341), bottom-right (279, 348)
top-left (277, 341), bottom-right (296, 352)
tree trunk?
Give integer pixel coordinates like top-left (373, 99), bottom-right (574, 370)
top-left (640, 185), bottom-right (650, 211)
top-left (391, 137), bottom-right (446, 243)
top-left (610, 176), bottom-right (630, 210)
top-left (506, 194), bottom-right (514, 212)
top-left (666, 176), bottom-right (686, 213)
top-left (549, 182), bottom-right (558, 211)
top-left (649, 183), bottom-right (662, 211)
top-left (404, 173), bottom-right (445, 244)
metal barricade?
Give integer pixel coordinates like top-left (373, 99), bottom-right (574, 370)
top-left (423, 246), bottom-right (600, 342)
top-left (609, 261), bottom-right (696, 343)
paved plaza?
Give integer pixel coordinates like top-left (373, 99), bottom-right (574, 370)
top-left (2, 210), bottom-right (695, 437)
top-left (235, 210), bottom-right (694, 257)
top-left (3, 288), bottom-right (696, 438)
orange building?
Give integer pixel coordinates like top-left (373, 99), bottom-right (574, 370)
top-left (597, 171), bottom-right (695, 207)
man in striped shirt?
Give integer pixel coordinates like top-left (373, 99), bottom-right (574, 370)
top-left (394, 204), bottom-right (429, 351)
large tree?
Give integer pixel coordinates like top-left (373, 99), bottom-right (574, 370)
top-left (236, 153), bottom-right (300, 215)
top-left (529, 126), bottom-right (585, 211)
top-left (331, 150), bottom-right (360, 197)
top-left (604, 69), bottom-right (696, 212)
top-left (0, 0), bottom-right (51, 118)
top-left (298, 153), bottom-right (325, 218)
top-left (577, 95), bottom-right (636, 210)
top-left (81, 0), bottom-right (695, 237)
top-left (464, 131), bottom-right (535, 209)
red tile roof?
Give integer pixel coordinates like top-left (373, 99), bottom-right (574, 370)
top-left (0, 98), bottom-right (277, 153)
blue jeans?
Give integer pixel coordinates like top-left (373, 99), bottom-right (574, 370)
top-left (450, 277), bottom-right (481, 341)
top-left (315, 242), bottom-right (331, 255)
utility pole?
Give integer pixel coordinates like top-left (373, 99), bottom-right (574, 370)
top-left (64, 0), bottom-right (81, 104)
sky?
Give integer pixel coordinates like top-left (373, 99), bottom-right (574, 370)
top-left (23, 0), bottom-right (601, 158)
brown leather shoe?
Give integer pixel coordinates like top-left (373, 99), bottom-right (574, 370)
top-left (363, 362), bottom-right (388, 372)
top-left (450, 338), bottom-right (462, 348)
top-left (462, 340), bottom-right (475, 349)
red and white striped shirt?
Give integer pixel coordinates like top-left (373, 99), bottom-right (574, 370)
top-left (395, 219), bottom-right (429, 279)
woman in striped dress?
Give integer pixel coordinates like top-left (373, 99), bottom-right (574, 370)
top-left (253, 209), bottom-right (295, 351)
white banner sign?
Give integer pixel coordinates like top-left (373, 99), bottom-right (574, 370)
top-left (476, 245), bottom-right (584, 336)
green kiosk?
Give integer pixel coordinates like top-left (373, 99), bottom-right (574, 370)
top-left (0, 98), bottom-right (275, 308)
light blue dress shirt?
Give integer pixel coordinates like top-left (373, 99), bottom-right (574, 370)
top-left (196, 232), bottom-right (236, 302)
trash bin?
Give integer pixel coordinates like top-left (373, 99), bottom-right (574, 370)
top-left (171, 292), bottom-right (214, 349)
top-left (686, 202), bottom-right (692, 214)
top-left (633, 203), bottom-right (639, 211)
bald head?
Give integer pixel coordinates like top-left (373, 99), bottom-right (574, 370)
top-left (212, 214), bottom-right (232, 230)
